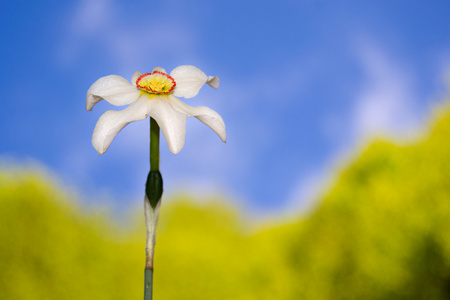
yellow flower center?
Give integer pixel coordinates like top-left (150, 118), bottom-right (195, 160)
top-left (136, 71), bottom-right (176, 94)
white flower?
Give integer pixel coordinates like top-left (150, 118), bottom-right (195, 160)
top-left (86, 65), bottom-right (226, 155)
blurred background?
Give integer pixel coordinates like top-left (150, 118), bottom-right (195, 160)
top-left (1, 0), bottom-right (450, 299)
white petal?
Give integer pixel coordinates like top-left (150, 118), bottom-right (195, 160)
top-left (152, 66), bottom-right (167, 74)
top-left (131, 71), bottom-right (142, 87)
top-left (206, 76), bottom-right (220, 89)
top-left (170, 65), bottom-right (212, 99)
top-left (86, 75), bottom-right (140, 111)
top-left (147, 96), bottom-right (188, 155)
top-left (92, 97), bottom-right (148, 154)
top-left (168, 95), bottom-right (226, 143)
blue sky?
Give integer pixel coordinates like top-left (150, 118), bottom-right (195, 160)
top-left (1, 0), bottom-right (449, 215)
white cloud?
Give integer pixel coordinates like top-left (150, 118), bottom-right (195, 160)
top-left (286, 41), bottom-right (426, 214)
top-left (58, 0), bottom-right (197, 71)
top-left (286, 168), bottom-right (329, 214)
top-left (70, 0), bottom-right (112, 36)
top-left (352, 42), bottom-right (421, 141)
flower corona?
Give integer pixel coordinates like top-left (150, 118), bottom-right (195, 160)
top-left (136, 71), bottom-right (176, 94)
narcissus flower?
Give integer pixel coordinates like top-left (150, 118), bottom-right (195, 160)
top-left (86, 65), bottom-right (226, 155)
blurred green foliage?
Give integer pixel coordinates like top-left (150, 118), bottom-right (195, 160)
top-left (1, 105), bottom-right (450, 299)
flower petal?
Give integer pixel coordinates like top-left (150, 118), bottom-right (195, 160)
top-left (86, 75), bottom-right (140, 111)
top-left (92, 97), bottom-right (148, 154)
top-left (147, 96), bottom-right (188, 155)
top-left (168, 95), bottom-right (226, 143)
top-left (131, 71), bottom-right (142, 87)
top-left (206, 75), bottom-right (220, 89)
top-left (153, 66), bottom-right (167, 73)
top-left (170, 65), bottom-right (217, 99)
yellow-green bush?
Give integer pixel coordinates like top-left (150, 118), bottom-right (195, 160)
top-left (1, 104), bottom-right (450, 299)
top-left (0, 171), bottom-right (297, 299)
top-left (286, 104), bottom-right (450, 300)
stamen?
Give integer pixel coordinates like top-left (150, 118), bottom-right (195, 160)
top-left (136, 71), bottom-right (176, 94)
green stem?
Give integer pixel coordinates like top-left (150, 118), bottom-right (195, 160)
top-left (144, 117), bottom-right (161, 300)
top-left (144, 269), bottom-right (153, 299)
top-left (150, 117), bottom-right (160, 171)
